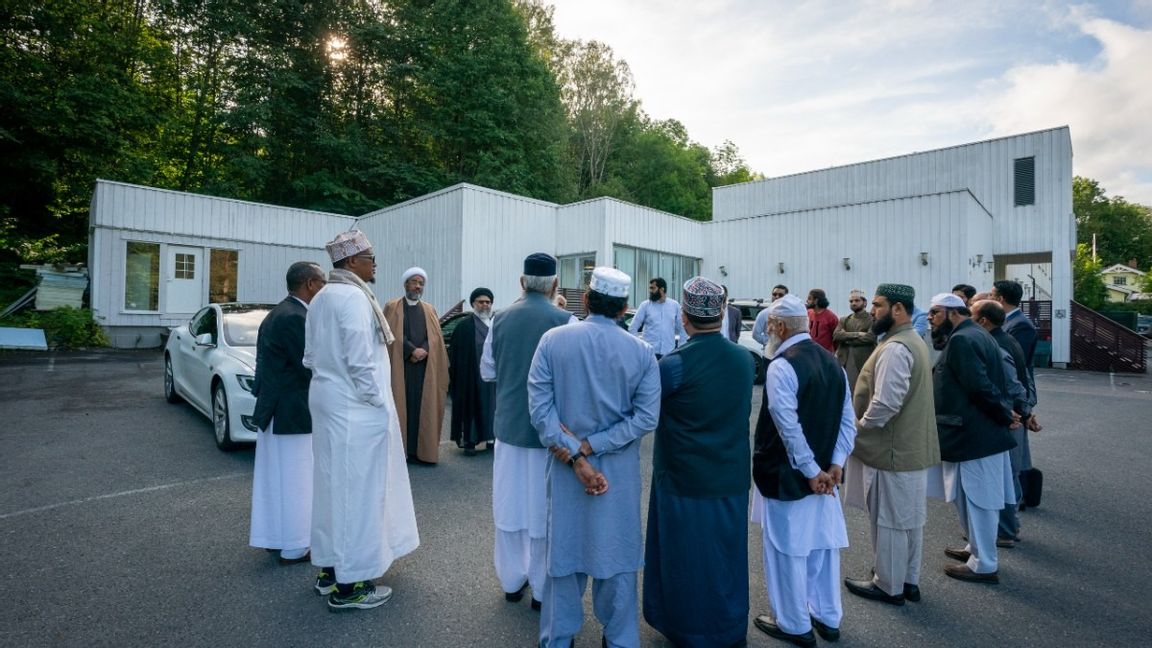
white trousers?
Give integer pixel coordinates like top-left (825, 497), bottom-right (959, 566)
top-left (249, 424), bottom-right (312, 557)
top-left (867, 470), bottom-right (926, 596)
top-left (761, 542), bottom-right (842, 635)
top-left (539, 571), bottom-right (638, 648)
top-left (495, 529), bottom-right (548, 596)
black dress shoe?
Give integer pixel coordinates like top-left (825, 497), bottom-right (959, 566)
top-left (463, 447), bottom-right (477, 457)
top-left (753, 615), bottom-right (816, 648)
top-left (903, 583), bottom-right (921, 602)
top-left (944, 564), bottom-right (999, 584)
top-left (944, 546), bottom-right (971, 562)
top-left (809, 615), bottom-right (840, 642)
top-left (504, 582), bottom-right (528, 602)
top-left (843, 577), bottom-right (905, 606)
top-left (531, 598), bottom-right (541, 611)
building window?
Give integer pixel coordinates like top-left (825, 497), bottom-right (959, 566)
top-left (124, 241), bottom-right (160, 311)
top-left (209, 249), bottom-right (239, 303)
top-left (612, 245), bottom-right (700, 307)
top-left (1014, 156), bottom-right (1035, 206)
top-left (1113, 276), bottom-right (1127, 286)
top-left (174, 253), bottom-right (196, 279)
top-left (559, 253), bottom-right (596, 290)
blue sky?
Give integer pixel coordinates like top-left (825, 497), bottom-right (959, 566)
top-left (548, 0), bottom-right (1152, 204)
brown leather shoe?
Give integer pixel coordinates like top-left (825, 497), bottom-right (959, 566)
top-left (996, 537), bottom-right (1016, 549)
top-left (944, 546), bottom-right (971, 562)
top-left (944, 563), bottom-right (999, 583)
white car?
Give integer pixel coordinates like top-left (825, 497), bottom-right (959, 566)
top-left (163, 303), bottom-right (275, 450)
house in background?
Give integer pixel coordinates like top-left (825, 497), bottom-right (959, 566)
top-left (1100, 262), bottom-right (1146, 303)
top-left (87, 127), bottom-right (1076, 365)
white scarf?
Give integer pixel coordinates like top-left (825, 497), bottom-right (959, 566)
top-left (327, 268), bottom-right (395, 346)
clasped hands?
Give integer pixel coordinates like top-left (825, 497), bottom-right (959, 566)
top-left (807, 464), bottom-right (842, 496)
top-left (408, 347), bottom-right (428, 363)
top-left (549, 424), bottom-right (609, 496)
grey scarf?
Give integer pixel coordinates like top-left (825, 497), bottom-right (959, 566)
top-left (327, 268), bottom-right (395, 345)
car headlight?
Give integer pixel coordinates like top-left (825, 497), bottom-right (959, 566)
top-left (236, 374), bottom-right (256, 392)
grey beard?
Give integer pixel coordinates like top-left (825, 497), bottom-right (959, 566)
top-left (765, 332), bottom-right (784, 359)
top-left (475, 311), bottom-right (492, 323)
top-left (405, 291), bottom-right (421, 302)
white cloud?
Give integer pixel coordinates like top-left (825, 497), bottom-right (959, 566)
top-left (547, 1), bottom-right (1152, 204)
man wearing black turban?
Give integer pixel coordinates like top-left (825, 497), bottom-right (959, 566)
top-left (449, 287), bottom-right (496, 456)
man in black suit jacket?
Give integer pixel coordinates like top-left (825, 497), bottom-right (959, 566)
top-left (722, 285), bottom-right (741, 343)
top-left (249, 261), bottom-right (326, 564)
top-left (928, 293), bottom-right (1016, 585)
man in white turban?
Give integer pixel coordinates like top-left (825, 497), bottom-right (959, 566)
top-left (383, 267), bottom-right (449, 465)
top-left (304, 229), bottom-right (418, 611)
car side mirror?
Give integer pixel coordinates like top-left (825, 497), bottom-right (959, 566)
top-left (194, 333), bottom-right (215, 347)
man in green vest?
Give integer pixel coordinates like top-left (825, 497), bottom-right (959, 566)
top-left (843, 284), bottom-right (940, 605)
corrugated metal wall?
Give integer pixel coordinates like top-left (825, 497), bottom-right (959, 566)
top-left (357, 186), bottom-right (464, 316)
top-left (705, 191), bottom-right (992, 312)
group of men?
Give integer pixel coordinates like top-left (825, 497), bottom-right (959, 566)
top-left (245, 225), bottom-right (1042, 645)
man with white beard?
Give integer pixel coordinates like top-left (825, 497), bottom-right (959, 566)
top-left (449, 287), bottom-right (496, 456)
top-left (752, 295), bottom-right (855, 647)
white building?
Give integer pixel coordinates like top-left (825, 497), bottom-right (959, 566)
top-left (88, 126), bottom-right (1074, 364)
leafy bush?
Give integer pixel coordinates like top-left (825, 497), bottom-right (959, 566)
top-left (3, 307), bottom-right (108, 349)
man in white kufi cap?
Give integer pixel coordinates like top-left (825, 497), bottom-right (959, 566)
top-left (750, 293), bottom-right (856, 646)
top-left (304, 228), bottom-right (418, 611)
top-left (383, 266), bottom-right (449, 464)
top-left (528, 267), bottom-right (661, 648)
top-left (833, 289), bottom-right (877, 391)
top-left (926, 292), bottom-right (1017, 585)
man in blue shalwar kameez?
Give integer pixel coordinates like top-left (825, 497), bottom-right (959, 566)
top-left (528, 267), bottom-right (661, 648)
top-left (643, 276), bottom-right (754, 648)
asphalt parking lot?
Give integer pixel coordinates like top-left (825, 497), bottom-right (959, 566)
top-left (2, 349), bottom-right (1151, 647)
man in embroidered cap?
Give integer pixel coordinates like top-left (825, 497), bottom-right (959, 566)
top-left (383, 267), bottom-right (449, 465)
top-left (528, 266), bottom-right (660, 648)
top-left (304, 229), bottom-right (418, 611)
top-left (643, 276), bottom-right (754, 647)
top-left (842, 283), bottom-right (940, 606)
top-left (833, 289), bottom-right (877, 391)
top-left (928, 292), bottom-right (1016, 584)
top-left (479, 253), bottom-right (575, 610)
top-left (751, 293), bottom-right (855, 647)
top-left (448, 287), bottom-right (496, 457)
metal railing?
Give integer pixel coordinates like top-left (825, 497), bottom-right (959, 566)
top-left (1069, 300), bottom-right (1146, 373)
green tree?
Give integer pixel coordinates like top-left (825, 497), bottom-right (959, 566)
top-left (1073, 242), bottom-right (1108, 309)
top-left (1074, 176), bottom-right (1152, 270)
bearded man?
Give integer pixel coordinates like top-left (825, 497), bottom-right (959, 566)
top-left (832, 289), bottom-right (876, 391)
top-left (449, 287), bottom-right (496, 456)
top-left (383, 268), bottom-right (449, 465)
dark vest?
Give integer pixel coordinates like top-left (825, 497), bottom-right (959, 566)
top-left (491, 293), bottom-right (572, 447)
top-left (653, 332), bottom-right (753, 498)
top-left (753, 339), bottom-right (846, 501)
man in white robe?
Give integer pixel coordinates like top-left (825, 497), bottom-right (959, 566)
top-left (249, 261), bottom-right (326, 564)
top-left (304, 229), bottom-right (419, 611)
top-left (751, 295), bottom-right (855, 647)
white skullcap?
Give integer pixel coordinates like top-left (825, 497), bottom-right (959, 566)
top-left (768, 294), bottom-right (808, 318)
top-left (589, 267), bottom-right (630, 298)
top-left (930, 293), bottom-right (966, 309)
top-left (325, 229), bottom-right (372, 263)
top-left (401, 267), bottom-right (427, 284)
top-left (849, 289), bottom-right (867, 299)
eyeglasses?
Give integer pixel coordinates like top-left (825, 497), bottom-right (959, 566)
top-left (353, 254), bottom-right (375, 263)
top-left (474, 299), bottom-right (492, 305)
top-left (771, 292), bottom-right (786, 298)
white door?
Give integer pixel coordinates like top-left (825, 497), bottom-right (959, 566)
top-left (166, 246), bottom-right (204, 313)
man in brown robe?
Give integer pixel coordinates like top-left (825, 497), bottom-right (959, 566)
top-left (383, 267), bottom-right (449, 465)
top-left (833, 289), bottom-right (877, 391)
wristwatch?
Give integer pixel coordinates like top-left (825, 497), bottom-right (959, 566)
top-left (567, 453), bottom-right (583, 468)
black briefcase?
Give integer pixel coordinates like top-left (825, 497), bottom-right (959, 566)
top-left (1019, 468), bottom-right (1043, 510)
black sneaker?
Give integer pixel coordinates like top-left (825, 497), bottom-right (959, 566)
top-left (314, 569), bottom-right (336, 596)
top-left (328, 582), bottom-right (393, 611)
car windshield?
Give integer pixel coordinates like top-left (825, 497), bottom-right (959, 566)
top-left (222, 309), bottom-right (270, 347)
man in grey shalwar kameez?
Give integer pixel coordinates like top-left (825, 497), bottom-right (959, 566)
top-left (528, 267), bottom-right (661, 648)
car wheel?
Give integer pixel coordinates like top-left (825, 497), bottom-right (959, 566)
top-left (751, 352), bottom-right (766, 385)
top-left (164, 355), bottom-right (182, 404)
top-left (212, 382), bottom-right (237, 451)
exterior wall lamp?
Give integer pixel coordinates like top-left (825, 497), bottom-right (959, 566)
top-left (843, 257), bottom-right (852, 270)
top-left (920, 252), bottom-right (929, 266)
top-left (778, 262), bottom-right (785, 274)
